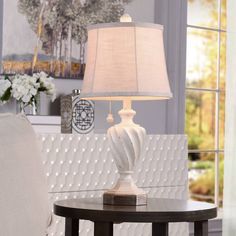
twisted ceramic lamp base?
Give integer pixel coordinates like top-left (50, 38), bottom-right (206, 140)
top-left (103, 100), bottom-right (147, 205)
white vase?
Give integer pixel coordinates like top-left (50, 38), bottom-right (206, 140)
top-left (16, 94), bottom-right (40, 115)
top-left (31, 94), bottom-right (40, 115)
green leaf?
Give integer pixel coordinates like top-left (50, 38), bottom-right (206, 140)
top-left (4, 75), bottom-right (9, 81)
top-left (1, 87), bottom-right (11, 102)
top-left (38, 87), bottom-right (46, 92)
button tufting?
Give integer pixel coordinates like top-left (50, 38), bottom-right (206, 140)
top-left (39, 134), bottom-right (188, 236)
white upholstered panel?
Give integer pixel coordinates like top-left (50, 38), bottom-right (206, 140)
top-left (37, 134), bottom-right (188, 236)
top-left (0, 114), bottom-right (50, 236)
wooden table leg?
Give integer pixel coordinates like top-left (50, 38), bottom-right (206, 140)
top-left (194, 220), bottom-right (208, 236)
top-left (152, 223), bottom-right (168, 236)
top-left (94, 222), bottom-right (113, 236)
top-left (65, 218), bottom-right (79, 236)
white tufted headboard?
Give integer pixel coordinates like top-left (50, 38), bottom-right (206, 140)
top-left (38, 134), bottom-right (188, 236)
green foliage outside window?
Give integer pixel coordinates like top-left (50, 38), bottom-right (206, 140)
top-left (186, 0), bottom-right (226, 204)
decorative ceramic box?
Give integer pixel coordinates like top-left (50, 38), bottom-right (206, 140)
top-left (60, 94), bottom-right (73, 133)
top-left (61, 90), bottom-right (95, 134)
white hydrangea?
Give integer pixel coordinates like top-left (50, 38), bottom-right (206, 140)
top-left (34, 72), bottom-right (56, 101)
top-left (0, 79), bottom-right (11, 98)
top-left (12, 74), bottom-right (40, 103)
top-left (45, 83), bottom-right (56, 102)
top-left (1, 72), bottom-right (56, 107)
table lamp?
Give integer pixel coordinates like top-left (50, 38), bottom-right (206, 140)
top-left (81, 14), bottom-right (172, 206)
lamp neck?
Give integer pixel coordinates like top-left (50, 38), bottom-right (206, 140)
top-left (123, 99), bottom-right (132, 110)
top-left (119, 99), bottom-right (136, 125)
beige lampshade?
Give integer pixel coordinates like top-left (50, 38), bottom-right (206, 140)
top-left (81, 22), bottom-right (172, 101)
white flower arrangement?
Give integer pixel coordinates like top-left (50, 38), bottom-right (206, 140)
top-left (0, 72), bottom-right (56, 110)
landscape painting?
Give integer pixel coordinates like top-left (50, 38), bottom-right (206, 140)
top-left (1, 0), bottom-right (133, 79)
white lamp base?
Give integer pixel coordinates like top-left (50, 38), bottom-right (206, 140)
top-left (103, 172), bottom-right (147, 205)
top-left (103, 100), bottom-right (147, 206)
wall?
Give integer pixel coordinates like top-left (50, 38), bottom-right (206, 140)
top-left (0, 0), bottom-right (187, 135)
top-left (0, 0), bottom-right (2, 72)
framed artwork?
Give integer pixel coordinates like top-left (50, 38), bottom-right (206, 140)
top-left (1, 0), bottom-right (133, 79)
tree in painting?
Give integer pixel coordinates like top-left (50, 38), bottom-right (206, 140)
top-left (16, 0), bottom-right (133, 78)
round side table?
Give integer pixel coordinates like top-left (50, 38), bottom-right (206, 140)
top-left (54, 198), bottom-right (217, 236)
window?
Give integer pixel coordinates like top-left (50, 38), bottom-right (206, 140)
top-left (185, 0), bottom-right (226, 207)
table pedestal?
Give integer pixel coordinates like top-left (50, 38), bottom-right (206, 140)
top-left (65, 219), bottom-right (209, 236)
top-left (65, 218), bottom-right (79, 236)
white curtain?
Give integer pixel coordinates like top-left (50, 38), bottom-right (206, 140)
top-left (223, 0), bottom-right (236, 235)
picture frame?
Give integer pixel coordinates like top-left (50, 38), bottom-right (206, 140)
top-left (0, 0), bottom-right (132, 79)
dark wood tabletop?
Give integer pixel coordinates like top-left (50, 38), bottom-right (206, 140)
top-left (54, 198), bottom-right (217, 236)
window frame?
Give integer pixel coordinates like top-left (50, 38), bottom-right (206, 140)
top-left (186, 0), bottom-right (226, 207)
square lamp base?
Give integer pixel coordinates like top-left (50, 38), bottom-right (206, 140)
top-left (103, 192), bottom-right (147, 206)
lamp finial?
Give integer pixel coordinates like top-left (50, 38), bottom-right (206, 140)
top-left (120, 13), bottom-right (132, 22)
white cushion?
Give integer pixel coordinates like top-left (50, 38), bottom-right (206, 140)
top-left (0, 114), bottom-right (50, 236)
